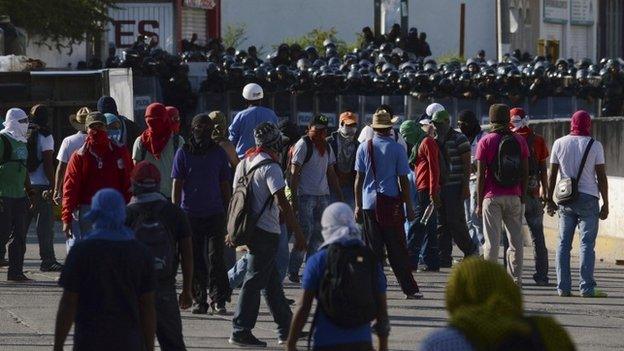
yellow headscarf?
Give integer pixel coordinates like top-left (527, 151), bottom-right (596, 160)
top-left (208, 110), bottom-right (228, 142)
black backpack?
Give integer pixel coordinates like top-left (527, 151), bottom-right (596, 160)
top-left (138, 134), bottom-right (181, 161)
top-left (227, 158), bottom-right (277, 246)
top-left (317, 244), bottom-right (379, 328)
top-left (491, 132), bottom-right (523, 188)
top-left (284, 136), bottom-right (329, 183)
top-left (131, 201), bottom-right (175, 281)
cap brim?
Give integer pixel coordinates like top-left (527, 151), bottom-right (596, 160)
top-left (370, 122), bottom-right (395, 129)
top-left (86, 121), bottom-right (105, 129)
top-left (419, 119), bottom-right (431, 125)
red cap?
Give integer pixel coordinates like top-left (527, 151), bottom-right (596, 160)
top-left (509, 107), bottom-right (526, 120)
top-left (131, 161), bottom-right (161, 187)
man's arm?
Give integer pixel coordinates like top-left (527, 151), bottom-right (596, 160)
top-left (596, 164), bottom-right (609, 220)
top-left (476, 160), bottom-right (485, 217)
top-left (228, 115), bottom-right (241, 144)
top-left (399, 175), bottom-right (416, 221)
top-left (289, 163), bottom-right (302, 208)
top-left (354, 171), bottom-right (364, 223)
top-left (138, 292), bottom-right (156, 351)
top-left (520, 157), bottom-right (529, 203)
top-left (460, 151), bottom-right (471, 199)
top-left (172, 179), bottom-right (183, 206)
top-left (546, 163), bottom-right (559, 216)
top-left (539, 160), bottom-right (549, 201)
top-left (42, 150), bottom-right (55, 192)
top-left (53, 290), bottom-right (78, 351)
top-left (178, 236), bottom-right (193, 309)
top-left (286, 290), bottom-right (315, 351)
top-left (220, 180), bottom-right (232, 210)
top-left (326, 165), bottom-right (344, 202)
top-left (53, 162), bottom-right (67, 205)
top-left (275, 188), bottom-right (306, 252)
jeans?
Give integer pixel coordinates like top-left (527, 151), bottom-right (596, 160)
top-left (26, 185), bottom-right (57, 265)
top-left (288, 194), bottom-right (329, 275)
top-left (482, 196), bottom-right (524, 285)
top-left (465, 179), bottom-right (484, 248)
top-left (228, 223), bottom-right (290, 289)
top-left (437, 184), bottom-right (477, 265)
top-left (502, 196), bottom-right (549, 283)
top-left (155, 285), bottom-right (186, 351)
top-left (362, 210), bottom-right (420, 295)
top-left (0, 197), bottom-right (28, 278)
top-left (232, 229), bottom-right (292, 339)
top-left (406, 190), bottom-right (439, 269)
top-left (557, 193), bottom-right (600, 295)
top-left (331, 183), bottom-right (355, 210)
top-left (189, 214), bottom-right (231, 306)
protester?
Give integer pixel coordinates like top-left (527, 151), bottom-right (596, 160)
top-left (133, 103), bottom-right (184, 200)
top-left (54, 189), bottom-right (157, 351)
top-left (104, 112), bottom-right (123, 146)
top-left (400, 118), bottom-right (441, 271)
top-left (287, 203), bottom-right (389, 351)
top-left (547, 110), bottom-right (609, 297)
top-left (229, 122), bottom-right (306, 347)
top-left (357, 106), bottom-right (408, 152)
top-left (97, 95), bottom-right (142, 150)
top-left (172, 113), bottom-right (232, 314)
top-left (288, 114), bottom-right (343, 283)
top-left (229, 83), bottom-right (279, 158)
top-left (420, 258), bottom-right (575, 351)
top-left (167, 106), bottom-right (182, 136)
top-left (0, 108), bottom-right (33, 281)
top-left (431, 109), bottom-right (477, 267)
top-left (327, 111), bottom-right (359, 209)
top-left (127, 161), bottom-right (193, 350)
top-left (209, 110), bottom-right (240, 168)
top-left (476, 104), bottom-right (529, 285)
top-left (25, 104), bottom-right (62, 271)
top-left (508, 108), bottom-right (550, 285)
top-left (457, 110), bottom-right (485, 250)
top-left (354, 110), bottom-right (422, 299)
top-left (62, 112), bottom-right (133, 239)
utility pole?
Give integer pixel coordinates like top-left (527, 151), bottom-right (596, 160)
top-left (497, 0), bottom-right (511, 60)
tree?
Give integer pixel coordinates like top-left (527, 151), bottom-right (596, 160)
top-left (0, 0), bottom-right (116, 52)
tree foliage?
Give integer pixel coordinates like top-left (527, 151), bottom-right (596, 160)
top-left (0, 0), bottom-right (116, 52)
top-left (282, 27), bottom-right (362, 57)
top-left (222, 23), bottom-right (248, 50)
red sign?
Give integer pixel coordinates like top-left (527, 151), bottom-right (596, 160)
top-left (184, 0), bottom-right (216, 10)
top-left (113, 20), bottom-right (160, 48)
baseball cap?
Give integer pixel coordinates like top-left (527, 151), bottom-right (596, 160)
top-left (85, 112), bottom-right (106, 128)
top-left (426, 103), bottom-right (445, 117)
top-left (131, 161), bottom-right (161, 188)
top-left (432, 110), bottom-right (450, 124)
top-left (339, 111), bottom-right (358, 125)
top-left (242, 83), bottom-right (264, 100)
top-left (310, 114), bottom-right (329, 128)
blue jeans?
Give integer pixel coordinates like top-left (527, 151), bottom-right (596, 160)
top-left (229, 224), bottom-right (290, 289)
top-left (288, 194), bottom-right (329, 275)
top-left (557, 193), bottom-right (600, 295)
top-left (406, 190), bottom-right (439, 269)
top-left (331, 183), bottom-right (355, 210)
top-left (232, 229), bottom-right (292, 339)
top-left (465, 179), bottom-right (484, 248)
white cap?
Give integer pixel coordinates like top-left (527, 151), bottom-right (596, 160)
top-left (242, 83), bottom-right (264, 101)
top-left (425, 103), bottom-right (445, 117)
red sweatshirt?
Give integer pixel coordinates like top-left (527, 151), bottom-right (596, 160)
top-left (415, 137), bottom-right (440, 196)
top-left (62, 144), bottom-right (133, 224)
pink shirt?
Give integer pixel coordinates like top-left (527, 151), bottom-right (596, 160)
top-left (475, 132), bottom-right (529, 198)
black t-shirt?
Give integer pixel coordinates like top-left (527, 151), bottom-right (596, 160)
top-left (126, 199), bottom-right (192, 286)
top-left (58, 239), bottom-right (156, 351)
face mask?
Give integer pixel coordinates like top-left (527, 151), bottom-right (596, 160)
top-left (340, 125), bottom-right (357, 137)
top-left (193, 126), bottom-right (213, 144)
top-left (108, 129), bottom-right (122, 143)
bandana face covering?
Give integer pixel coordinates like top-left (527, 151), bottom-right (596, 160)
top-left (340, 125), bottom-right (357, 137)
top-left (308, 128), bottom-right (327, 156)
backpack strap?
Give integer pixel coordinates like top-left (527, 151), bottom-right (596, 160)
top-left (576, 138), bottom-right (594, 181)
top-left (243, 157), bottom-right (278, 216)
top-left (302, 136), bottom-right (314, 165)
top-left (0, 134), bottom-right (11, 165)
top-left (367, 139), bottom-right (380, 192)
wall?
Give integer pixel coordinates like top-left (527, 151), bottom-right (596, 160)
top-left (220, 0), bottom-right (373, 54)
top-left (408, 0), bottom-right (497, 59)
top-left (25, 37), bottom-right (87, 69)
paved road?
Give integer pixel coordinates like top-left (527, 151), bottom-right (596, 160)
top-left (0, 230), bottom-right (623, 351)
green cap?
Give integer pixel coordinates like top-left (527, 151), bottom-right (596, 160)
top-left (432, 109), bottom-right (450, 124)
top-left (85, 112), bottom-right (106, 128)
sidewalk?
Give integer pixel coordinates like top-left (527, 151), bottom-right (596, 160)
top-left (0, 229), bottom-right (622, 350)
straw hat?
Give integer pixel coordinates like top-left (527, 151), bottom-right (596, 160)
top-left (370, 109), bottom-right (398, 129)
top-left (69, 107), bottom-right (91, 131)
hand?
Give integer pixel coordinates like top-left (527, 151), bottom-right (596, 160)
top-left (476, 204), bottom-right (482, 218)
top-left (224, 234), bottom-right (235, 248)
top-left (41, 189), bottom-right (53, 201)
top-left (53, 191), bottom-right (62, 206)
top-left (600, 203), bottom-right (609, 220)
top-left (431, 194), bottom-right (442, 209)
top-left (293, 232), bottom-right (307, 252)
top-left (546, 200), bottom-right (558, 217)
top-left (62, 222), bottom-right (72, 239)
top-left (354, 206), bottom-right (363, 224)
top-left (406, 207), bottom-right (416, 222)
top-left (461, 186), bottom-right (470, 200)
top-left (178, 289), bottom-right (193, 310)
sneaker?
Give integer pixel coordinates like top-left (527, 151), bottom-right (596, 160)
top-left (40, 261), bottom-right (63, 272)
top-left (229, 333), bottom-right (267, 347)
top-left (286, 298), bottom-right (296, 306)
top-left (277, 331), bottom-right (309, 345)
top-left (211, 302), bottom-right (227, 315)
top-left (0, 258), bottom-right (8, 267)
top-left (582, 289), bottom-right (608, 298)
top-left (7, 274), bottom-right (32, 282)
top-left (558, 291), bottom-right (572, 297)
top-left (192, 303), bottom-right (208, 314)
top-left (405, 292), bottom-right (424, 300)
top-left (417, 266), bottom-right (440, 272)
top-left (534, 279), bottom-right (550, 287)
top-left (288, 273), bottom-right (300, 284)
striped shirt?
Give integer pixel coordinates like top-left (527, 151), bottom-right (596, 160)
top-left (439, 129), bottom-right (471, 187)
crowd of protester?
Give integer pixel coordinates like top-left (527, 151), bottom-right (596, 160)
top-left (90, 24), bottom-right (624, 117)
top-left (1, 79), bottom-right (610, 350)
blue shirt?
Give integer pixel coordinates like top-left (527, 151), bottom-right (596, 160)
top-left (228, 106), bottom-right (279, 158)
top-left (171, 146), bottom-right (230, 217)
top-left (354, 135), bottom-right (411, 210)
top-left (302, 243), bottom-right (387, 347)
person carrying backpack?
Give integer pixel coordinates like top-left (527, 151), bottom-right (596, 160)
top-left (228, 122), bottom-right (306, 347)
top-left (475, 104), bottom-right (529, 285)
top-left (287, 202), bottom-right (389, 351)
top-left (126, 161), bottom-right (193, 351)
top-left (132, 103), bottom-right (184, 200)
top-left (327, 111), bottom-right (359, 209)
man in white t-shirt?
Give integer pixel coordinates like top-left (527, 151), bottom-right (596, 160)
top-left (547, 110), bottom-right (609, 298)
top-left (52, 107), bottom-right (90, 249)
top-left (25, 105), bottom-right (63, 271)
